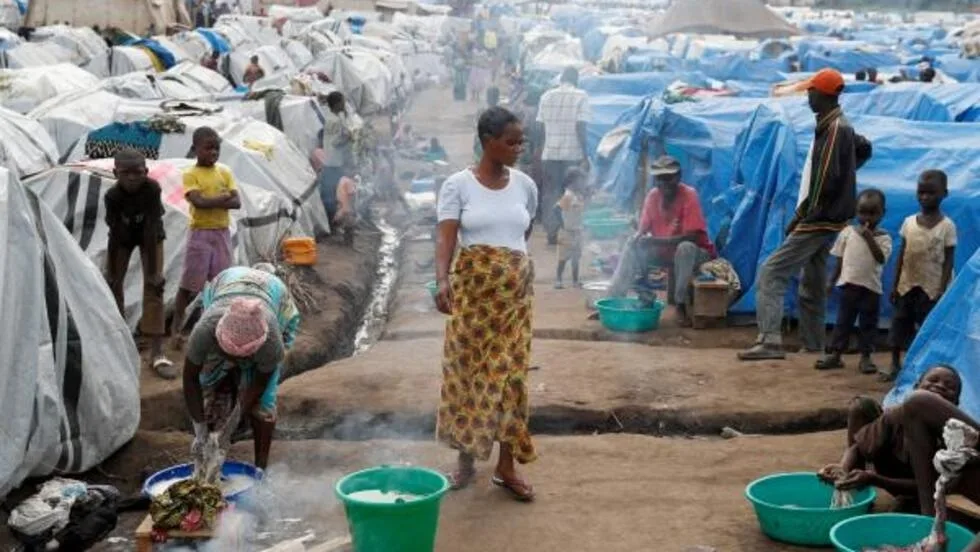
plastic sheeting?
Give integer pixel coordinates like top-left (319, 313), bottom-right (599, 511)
top-left (221, 94), bottom-right (325, 157)
top-left (884, 247), bottom-right (980, 420)
top-left (0, 166), bottom-right (140, 498)
top-left (596, 90), bottom-right (980, 323)
top-left (308, 48), bottom-right (393, 114)
top-left (0, 64), bottom-right (101, 114)
top-left (63, 114), bottom-right (329, 238)
top-left (0, 107), bottom-right (58, 178)
top-left (725, 110), bottom-right (980, 322)
top-left (23, 158), bottom-right (299, 329)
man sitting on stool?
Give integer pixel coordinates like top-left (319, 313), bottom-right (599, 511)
top-left (605, 156), bottom-right (716, 326)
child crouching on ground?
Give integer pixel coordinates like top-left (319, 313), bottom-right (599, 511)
top-left (104, 148), bottom-right (173, 378)
top-left (883, 169), bottom-right (956, 382)
top-left (816, 188), bottom-right (892, 374)
top-left (555, 167), bottom-right (588, 289)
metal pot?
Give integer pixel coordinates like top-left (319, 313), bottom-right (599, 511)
top-left (582, 280), bottom-right (611, 311)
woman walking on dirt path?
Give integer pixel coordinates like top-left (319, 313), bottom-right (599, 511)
top-left (434, 106), bottom-right (538, 502)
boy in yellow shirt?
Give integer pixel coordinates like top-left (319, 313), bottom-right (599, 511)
top-left (173, 127), bottom-right (241, 344)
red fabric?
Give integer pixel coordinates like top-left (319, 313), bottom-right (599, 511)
top-left (638, 184), bottom-right (716, 259)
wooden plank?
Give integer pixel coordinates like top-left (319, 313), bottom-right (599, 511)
top-left (134, 513), bottom-right (216, 539)
top-left (948, 494), bottom-right (980, 519)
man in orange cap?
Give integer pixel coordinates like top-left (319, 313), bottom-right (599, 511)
top-left (740, 68), bottom-right (873, 361)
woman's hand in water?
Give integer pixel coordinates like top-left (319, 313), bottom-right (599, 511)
top-left (435, 279), bottom-right (453, 315)
top-left (817, 463), bottom-right (842, 484)
top-left (836, 469), bottom-right (876, 490)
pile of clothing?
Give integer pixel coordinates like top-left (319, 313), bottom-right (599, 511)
top-left (149, 479), bottom-right (226, 533)
top-left (8, 478), bottom-right (120, 551)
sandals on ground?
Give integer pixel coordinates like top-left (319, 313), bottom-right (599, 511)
top-left (491, 474), bottom-right (535, 502)
top-left (152, 357), bottom-right (177, 379)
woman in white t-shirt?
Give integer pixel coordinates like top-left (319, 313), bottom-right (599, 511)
top-left (434, 106), bottom-right (538, 502)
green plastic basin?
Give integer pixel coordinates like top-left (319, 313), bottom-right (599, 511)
top-left (595, 297), bottom-right (664, 332)
top-left (584, 217), bottom-right (631, 240)
top-left (335, 465), bottom-right (449, 552)
top-left (744, 472), bottom-right (876, 546)
top-left (831, 514), bottom-right (975, 552)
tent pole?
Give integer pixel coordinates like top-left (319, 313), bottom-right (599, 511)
top-left (634, 136), bottom-right (649, 219)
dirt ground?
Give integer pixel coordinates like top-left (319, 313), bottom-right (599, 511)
top-left (82, 430), bottom-right (883, 552)
top-left (0, 87), bottom-right (913, 552)
top-left (273, 337), bottom-right (891, 439)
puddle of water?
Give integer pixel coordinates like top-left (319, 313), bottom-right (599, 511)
top-left (353, 216), bottom-right (401, 354)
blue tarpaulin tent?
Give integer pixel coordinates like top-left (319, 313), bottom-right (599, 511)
top-left (594, 90), bottom-right (980, 323)
top-left (884, 247), bottom-right (980, 420)
top-left (196, 28), bottom-right (231, 54)
top-left (726, 111), bottom-right (980, 322)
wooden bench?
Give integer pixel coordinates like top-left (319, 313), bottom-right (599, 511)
top-left (948, 494), bottom-right (980, 520)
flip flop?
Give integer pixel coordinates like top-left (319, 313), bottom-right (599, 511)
top-left (491, 474), bottom-right (535, 502)
top-left (737, 344), bottom-right (786, 361)
top-left (152, 357), bottom-right (177, 379)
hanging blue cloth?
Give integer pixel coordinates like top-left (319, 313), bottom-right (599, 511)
top-left (13, 0), bottom-right (27, 15)
top-left (122, 38), bottom-right (178, 69)
top-left (196, 28), bottom-right (230, 54)
top-left (85, 122), bottom-right (164, 160)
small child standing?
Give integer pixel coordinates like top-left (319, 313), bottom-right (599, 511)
top-left (172, 127), bottom-right (241, 345)
top-left (554, 167), bottom-right (588, 289)
top-left (334, 166), bottom-right (358, 247)
top-left (816, 189), bottom-right (892, 374)
top-left (105, 148), bottom-right (173, 378)
top-left (883, 169), bottom-right (957, 381)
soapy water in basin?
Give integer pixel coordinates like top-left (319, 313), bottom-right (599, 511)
top-left (346, 490), bottom-right (423, 504)
top-left (148, 473), bottom-right (257, 497)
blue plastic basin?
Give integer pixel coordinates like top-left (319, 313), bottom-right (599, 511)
top-left (831, 513), bottom-right (975, 552)
top-left (142, 461), bottom-right (264, 503)
top-left (745, 472), bottom-right (876, 546)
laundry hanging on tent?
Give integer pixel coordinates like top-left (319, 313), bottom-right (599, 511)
top-left (196, 28), bottom-right (230, 54)
top-left (124, 39), bottom-right (178, 70)
top-left (248, 89), bottom-right (287, 131)
top-left (85, 122), bottom-right (165, 160)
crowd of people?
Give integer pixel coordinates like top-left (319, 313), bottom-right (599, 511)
top-left (429, 50), bottom-right (977, 529)
top-left (92, 6), bottom-right (978, 529)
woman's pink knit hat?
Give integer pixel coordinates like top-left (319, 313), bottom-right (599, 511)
top-left (216, 298), bottom-right (269, 357)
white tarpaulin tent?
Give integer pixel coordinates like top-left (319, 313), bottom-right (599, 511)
top-left (309, 47), bottom-right (393, 114)
top-left (0, 107), bottom-right (58, 178)
top-left (59, 112), bottom-right (329, 237)
top-left (24, 157), bottom-right (299, 329)
top-left (221, 94), bottom-right (325, 157)
top-left (648, 0), bottom-right (800, 39)
top-left (28, 25), bottom-right (110, 77)
top-left (0, 41), bottom-right (74, 69)
top-left (0, 166), bottom-right (140, 498)
top-left (0, 64), bottom-right (101, 114)
top-left (109, 46), bottom-right (156, 76)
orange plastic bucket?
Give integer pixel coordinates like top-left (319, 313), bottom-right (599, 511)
top-left (282, 237), bottom-right (317, 266)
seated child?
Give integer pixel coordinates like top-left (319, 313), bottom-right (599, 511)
top-left (554, 167), bottom-right (588, 289)
top-left (818, 365), bottom-right (966, 512)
